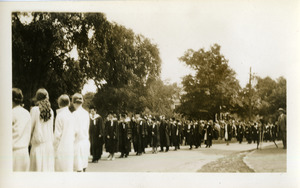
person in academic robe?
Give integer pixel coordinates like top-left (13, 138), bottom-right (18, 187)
top-left (183, 121), bottom-right (188, 145)
top-left (251, 123), bottom-right (257, 143)
top-left (177, 120), bottom-right (183, 149)
top-left (227, 121), bottom-right (233, 141)
top-left (54, 94), bottom-right (74, 172)
top-left (204, 120), bottom-right (213, 148)
top-left (29, 88), bottom-right (54, 172)
top-left (133, 113), bottom-right (145, 155)
top-left (245, 123), bottom-right (252, 144)
top-left (179, 120), bottom-right (184, 146)
top-left (118, 113), bottom-right (132, 158)
top-left (142, 116), bottom-right (148, 152)
top-left (277, 108), bottom-right (286, 149)
top-left (262, 124), bottom-right (267, 141)
top-left (236, 122), bottom-right (244, 144)
top-left (268, 123), bottom-right (272, 141)
top-left (193, 121), bottom-right (200, 148)
top-left (254, 122), bottom-right (260, 145)
top-left (89, 106), bottom-right (104, 163)
top-left (169, 119), bottom-right (173, 147)
top-left (170, 118), bottom-right (180, 151)
top-left (199, 121), bottom-right (205, 148)
top-left (187, 120), bottom-right (194, 150)
top-left (12, 88), bottom-right (31, 171)
top-left (150, 117), bottom-right (159, 153)
top-left (105, 113), bottom-right (119, 160)
top-left (232, 120), bottom-right (237, 140)
top-left (147, 116), bottom-right (153, 148)
top-left (159, 115), bottom-right (170, 152)
top-left (72, 93), bottom-right (90, 172)
top-left (130, 116), bottom-right (137, 153)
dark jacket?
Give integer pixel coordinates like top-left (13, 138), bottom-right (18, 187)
top-left (118, 120), bottom-right (131, 154)
top-left (105, 119), bottom-right (119, 153)
top-left (89, 115), bottom-right (104, 156)
top-left (278, 114), bottom-right (286, 132)
top-left (159, 119), bottom-right (170, 147)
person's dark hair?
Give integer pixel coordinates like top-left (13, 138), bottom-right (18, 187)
top-left (35, 88), bottom-right (52, 122)
top-left (12, 88), bottom-right (23, 105)
top-left (58, 94), bottom-right (70, 108)
top-left (89, 105), bottom-right (96, 110)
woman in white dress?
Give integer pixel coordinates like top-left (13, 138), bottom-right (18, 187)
top-left (29, 88), bottom-right (54, 172)
top-left (54, 94), bottom-right (74, 172)
top-left (72, 93), bottom-right (90, 172)
top-left (12, 88), bottom-right (31, 171)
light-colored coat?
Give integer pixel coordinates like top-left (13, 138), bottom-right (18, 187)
top-left (12, 106), bottom-right (31, 171)
top-left (54, 107), bottom-right (75, 172)
top-left (73, 106), bottom-right (90, 171)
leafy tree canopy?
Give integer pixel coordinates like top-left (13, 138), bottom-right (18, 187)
top-left (176, 44), bottom-right (241, 120)
top-left (12, 12), bottom-right (162, 114)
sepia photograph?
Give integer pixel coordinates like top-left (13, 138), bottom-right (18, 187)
top-left (1, 0), bottom-right (300, 188)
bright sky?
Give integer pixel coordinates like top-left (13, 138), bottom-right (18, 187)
top-left (76, 1), bottom-right (298, 94)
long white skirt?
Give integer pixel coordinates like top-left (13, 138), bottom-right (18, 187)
top-left (55, 147), bottom-right (74, 172)
top-left (13, 148), bottom-right (30, 171)
top-left (73, 139), bottom-right (90, 171)
top-left (30, 142), bottom-right (54, 172)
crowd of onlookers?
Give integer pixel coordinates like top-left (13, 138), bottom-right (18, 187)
top-left (12, 87), bottom-right (286, 172)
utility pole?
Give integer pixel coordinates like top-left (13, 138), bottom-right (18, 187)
top-left (249, 67), bottom-right (252, 121)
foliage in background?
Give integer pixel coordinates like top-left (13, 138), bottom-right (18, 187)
top-left (176, 44), bottom-right (241, 120)
top-left (12, 12), bottom-right (166, 115)
top-left (12, 12), bottom-right (286, 120)
top-left (12, 12), bottom-right (94, 110)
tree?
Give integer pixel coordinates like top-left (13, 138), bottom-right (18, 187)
top-left (12, 12), bottom-right (162, 115)
top-left (254, 76), bottom-right (286, 123)
top-left (90, 27), bottom-right (162, 116)
top-left (13, 11), bottom-right (164, 117)
top-left (144, 79), bottom-right (180, 118)
top-left (12, 12), bottom-right (88, 110)
top-left (235, 76), bottom-right (286, 123)
top-left (176, 44), bottom-right (241, 120)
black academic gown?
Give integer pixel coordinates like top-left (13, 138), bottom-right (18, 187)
top-left (150, 123), bottom-right (159, 147)
top-left (118, 120), bottom-right (132, 156)
top-left (171, 122), bottom-right (180, 149)
top-left (105, 119), bottom-right (119, 154)
top-left (236, 125), bottom-right (244, 143)
top-left (89, 115), bottom-right (104, 161)
top-left (159, 119), bottom-right (170, 151)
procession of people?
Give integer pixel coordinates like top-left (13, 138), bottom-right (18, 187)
top-left (12, 87), bottom-right (287, 172)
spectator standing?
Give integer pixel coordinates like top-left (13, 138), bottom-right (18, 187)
top-left (12, 88), bottom-right (31, 171)
top-left (29, 88), bottom-right (54, 172)
top-left (54, 94), bottom-right (74, 171)
top-left (277, 108), bottom-right (287, 149)
top-left (72, 93), bottom-right (90, 172)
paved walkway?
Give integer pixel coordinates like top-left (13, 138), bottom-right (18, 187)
top-left (86, 141), bottom-right (283, 172)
